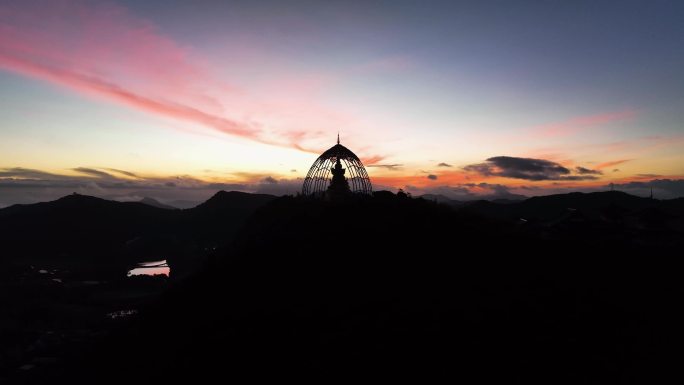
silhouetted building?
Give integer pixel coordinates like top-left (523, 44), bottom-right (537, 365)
top-left (302, 135), bottom-right (372, 198)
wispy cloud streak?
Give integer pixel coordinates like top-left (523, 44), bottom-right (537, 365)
top-left (0, 0), bottom-right (358, 155)
top-left (528, 110), bottom-right (636, 138)
top-left (0, 48), bottom-right (259, 139)
top-left (596, 159), bottom-right (631, 170)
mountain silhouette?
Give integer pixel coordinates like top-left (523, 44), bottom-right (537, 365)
top-left (27, 191), bottom-right (678, 384)
top-left (177, 191), bottom-right (277, 259)
top-left (0, 193), bottom-right (175, 275)
top-left (138, 197), bottom-right (177, 210)
top-left (1, 190), bottom-right (680, 275)
top-left (1, 190), bottom-right (683, 383)
top-left (0, 191), bottom-right (276, 278)
top-left (167, 199), bottom-right (201, 209)
top-left (464, 190), bottom-right (659, 220)
top-left (419, 193), bottom-right (465, 206)
top-left (194, 190), bottom-right (275, 211)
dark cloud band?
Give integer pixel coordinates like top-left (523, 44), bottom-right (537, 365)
top-left (464, 156), bottom-right (600, 181)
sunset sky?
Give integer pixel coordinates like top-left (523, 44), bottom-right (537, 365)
top-left (1, 0), bottom-right (683, 206)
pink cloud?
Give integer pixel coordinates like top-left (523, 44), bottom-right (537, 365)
top-left (596, 159), bottom-right (631, 170)
top-left (0, 1), bottom-right (212, 104)
top-left (528, 109), bottom-right (637, 139)
top-left (359, 155), bottom-right (385, 166)
top-left (531, 134), bottom-right (684, 160)
top-left (0, 54), bottom-right (259, 139)
top-left (0, 0), bottom-right (362, 155)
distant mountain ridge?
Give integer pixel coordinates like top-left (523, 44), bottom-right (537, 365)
top-left (1, 190), bottom-right (682, 277)
top-left (461, 191), bottom-right (670, 221)
top-left (0, 191), bottom-right (277, 276)
top-left (139, 197), bottom-right (177, 210)
top-left (420, 193), bottom-right (526, 206)
top-left (194, 190), bottom-right (276, 211)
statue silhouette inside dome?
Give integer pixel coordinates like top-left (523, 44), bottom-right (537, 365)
top-left (327, 158), bottom-right (351, 199)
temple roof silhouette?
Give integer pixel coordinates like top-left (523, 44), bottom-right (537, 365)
top-left (302, 135), bottom-right (372, 196)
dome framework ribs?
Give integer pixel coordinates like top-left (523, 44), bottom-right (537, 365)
top-left (302, 142), bottom-right (373, 197)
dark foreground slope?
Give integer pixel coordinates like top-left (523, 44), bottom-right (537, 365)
top-left (34, 192), bottom-right (683, 384)
top-left (0, 191), bottom-right (279, 383)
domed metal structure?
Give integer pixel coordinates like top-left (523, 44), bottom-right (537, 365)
top-left (302, 135), bottom-right (372, 197)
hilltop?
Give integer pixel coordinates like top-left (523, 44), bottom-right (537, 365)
top-left (2, 190), bottom-right (683, 383)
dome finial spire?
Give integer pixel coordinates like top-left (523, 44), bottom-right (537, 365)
top-left (337, 132), bottom-right (340, 145)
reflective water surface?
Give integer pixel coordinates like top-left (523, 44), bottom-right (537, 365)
top-left (127, 260), bottom-right (169, 277)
